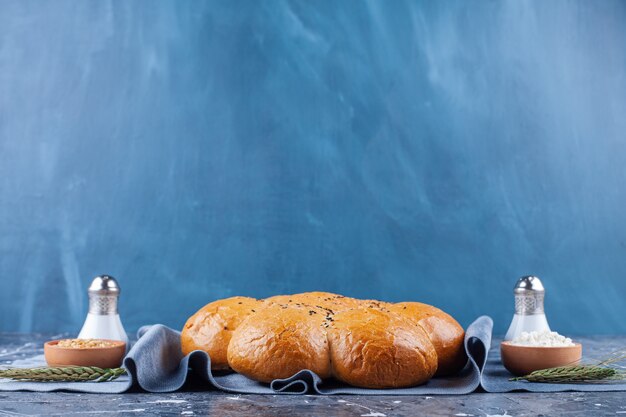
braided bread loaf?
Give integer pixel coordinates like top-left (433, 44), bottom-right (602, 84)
top-left (181, 292), bottom-right (466, 388)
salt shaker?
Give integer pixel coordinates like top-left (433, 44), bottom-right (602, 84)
top-left (78, 275), bottom-right (129, 345)
top-left (504, 276), bottom-right (551, 341)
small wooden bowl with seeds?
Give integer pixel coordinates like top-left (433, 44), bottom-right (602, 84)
top-left (44, 339), bottom-right (126, 368)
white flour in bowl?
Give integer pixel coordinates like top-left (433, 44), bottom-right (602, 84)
top-left (510, 330), bottom-right (575, 347)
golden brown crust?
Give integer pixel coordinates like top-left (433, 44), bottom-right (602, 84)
top-left (327, 308), bottom-right (438, 388)
top-left (391, 302), bottom-right (467, 376)
top-left (182, 293), bottom-right (466, 387)
top-left (181, 296), bottom-right (261, 370)
top-left (227, 303), bottom-right (332, 383)
top-left (263, 292), bottom-right (362, 312)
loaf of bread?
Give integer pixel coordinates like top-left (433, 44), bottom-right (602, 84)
top-left (181, 292), bottom-right (466, 388)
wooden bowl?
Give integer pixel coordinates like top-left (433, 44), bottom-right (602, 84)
top-left (44, 339), bottom-right (126, 368)
top-left (500, 341), bottom-right (582, 376)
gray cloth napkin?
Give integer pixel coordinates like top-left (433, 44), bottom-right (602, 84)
top-left (2, 315), bottom-right (625, 394)
top-left (156, 316), bottom-right (491, 395)
top-left (2, 315), bottom-right (624, 394)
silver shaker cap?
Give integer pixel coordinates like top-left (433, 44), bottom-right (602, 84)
top-left (88, 275), bottom-right (121, 295)
top-left (514, 276), bottom-right (545, 294)
top-left (513, 275), bottom-right (545, 315)
top-left (88, 275), bottom-right (121, 315)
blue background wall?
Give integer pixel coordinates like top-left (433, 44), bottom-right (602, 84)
top-left (1, 1), bottom-right (625, 335)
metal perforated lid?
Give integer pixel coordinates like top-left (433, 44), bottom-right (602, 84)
top-left (514, 276), bottom-right (545, 293)
top-left (88, 275), bottom-right (121, 296)
top-left (87, 275), bottom-right (120, 315)
top-left (513, 276), bottom-right (545, 315)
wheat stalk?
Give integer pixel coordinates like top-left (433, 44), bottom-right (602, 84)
top-left (0, 366), bottom-right (126, 382)
top-left (511, 365), bottom-right (622, 383)
top-left (511, 349), bottom-right (626, 383)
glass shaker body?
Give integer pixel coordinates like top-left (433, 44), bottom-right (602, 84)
top-left (504, 276), bottom-right (550, 341)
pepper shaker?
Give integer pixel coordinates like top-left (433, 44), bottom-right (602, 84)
top-left (504, 276), bottom-right (551, 341)
top-left (78, 275), bottom-right (129, 345)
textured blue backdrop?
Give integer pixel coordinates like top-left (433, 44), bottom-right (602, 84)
top-left (1, 1), bottom-right (625, 335)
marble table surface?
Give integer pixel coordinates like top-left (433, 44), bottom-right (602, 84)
top-left (1, 333), bottom-right (625, 416)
